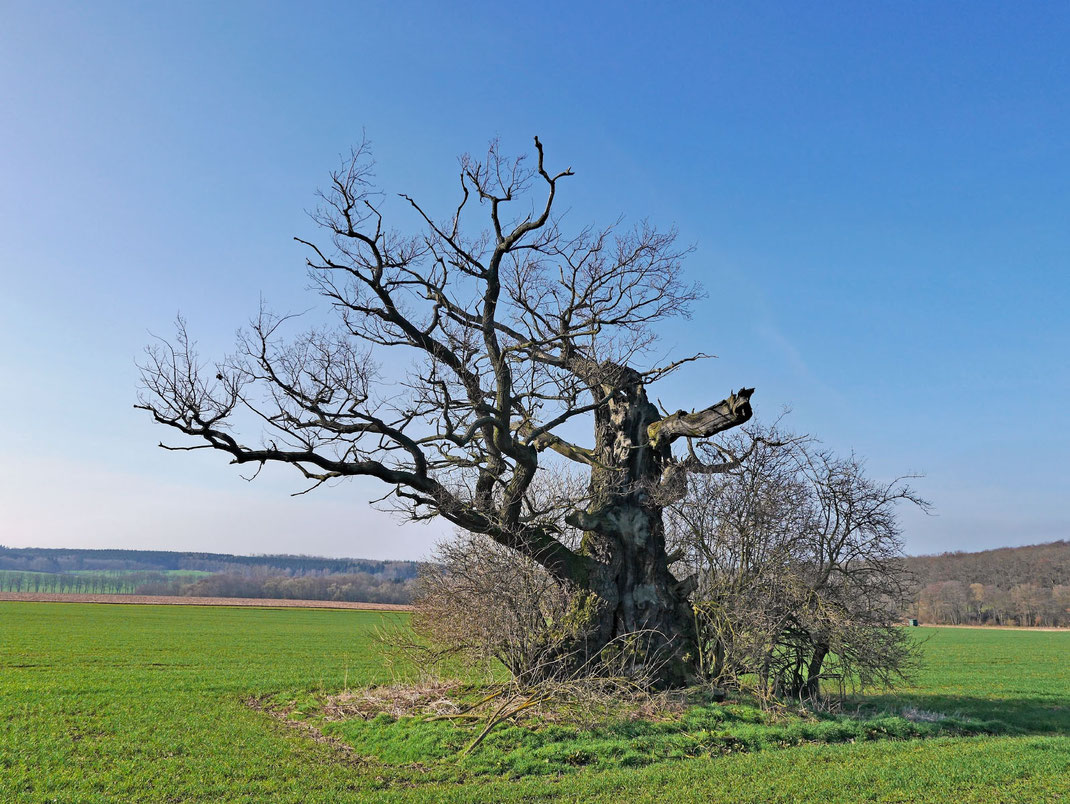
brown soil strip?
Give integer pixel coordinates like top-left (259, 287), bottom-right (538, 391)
top-left (919, 623), bottom-right (1067, 632)
top-left (0, 592), bottom-right (412, 611)
top-left (245, 695), bottom-right (369, 769)
top-left (245, 695), bottom-right (426, 784)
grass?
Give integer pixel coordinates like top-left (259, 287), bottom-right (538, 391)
top-left (865, 627), bottom-right (1070, 733)
top-left (0, 603), bottom-right (1067, 802)
top-left (320, 700), bottom-right (995, 777)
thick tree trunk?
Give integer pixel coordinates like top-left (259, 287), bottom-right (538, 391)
top-left (567, 370), bottom-right (700, 687)
top-left (576, 501), bottom-right (698, 686)
top-left (804, 643), bottom-right (829, 700)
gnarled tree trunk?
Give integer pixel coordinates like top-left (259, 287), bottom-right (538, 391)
top-left (563, 370), bottom-right (752, 686)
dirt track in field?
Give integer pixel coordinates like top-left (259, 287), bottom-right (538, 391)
top-left (0, 592), bottom-right (412, 611)
top-left (920, 622), bottom-right (1067, 632)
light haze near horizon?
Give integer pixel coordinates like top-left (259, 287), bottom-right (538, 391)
top-left (1, 2), bottom-right (1067, 561)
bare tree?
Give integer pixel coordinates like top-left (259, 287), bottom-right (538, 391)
top-left (413, 531), bottom-right (576, 683)
top-left (137, 137), bottom-right (754, 686)
top-left (667, 423), bottom-right (924, 700)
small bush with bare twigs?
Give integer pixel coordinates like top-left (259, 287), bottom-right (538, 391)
top-left (408, 530), bottom-right (582, 684)
top-left (667, 421), bottom-right (925, 704)
top-left (354, 626), bottom-right (698, 757)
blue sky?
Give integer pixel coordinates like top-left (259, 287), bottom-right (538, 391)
top-left (1, 1), bottom-right (1067, 559)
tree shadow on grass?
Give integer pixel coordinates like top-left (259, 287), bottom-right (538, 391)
top-left (858, 693), bottom-right (1070, 735)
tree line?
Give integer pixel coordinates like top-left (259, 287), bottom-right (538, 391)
top-left (138, 571), bottom-right (415, 604)
top-left (903, 541), bottom-right (1070, 627)
top-left (0, 547), bottom-right (420, 580)
top-left (0, 570), bottom-right (186, 595)
top-left (5, 541), bottom-right (1067, 620)
top-left (0, 568), bottom-right (415, 604)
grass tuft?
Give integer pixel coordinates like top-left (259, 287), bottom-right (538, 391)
top-left (308, 693), bottom-right (998, 777)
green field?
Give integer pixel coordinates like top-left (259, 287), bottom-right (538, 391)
top-left (1, 603), bottom-right (1067, 802)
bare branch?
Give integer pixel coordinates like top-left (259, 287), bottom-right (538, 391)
top-left (649, 388), bottom-right (755, 447)
top-left (138, 136), bottom-right (755, 686)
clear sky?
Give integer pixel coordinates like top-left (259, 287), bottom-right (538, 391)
top-left (1, 1), bottom-right (1067, 560)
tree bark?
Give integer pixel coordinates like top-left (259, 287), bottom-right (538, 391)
top-left (562, 369), bottom-right (736, 686)
top-left (804, 642), bottom-right (829, 700)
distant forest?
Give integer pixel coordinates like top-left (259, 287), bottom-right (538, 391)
top-left (903, 540), bottom-right (1070, 627)
top-left (2, 542), bottom-right (1068, 623)
top-left (0, 546), bottom-right (420, 577)
top-left (0, 547), bottom-right (420, 604)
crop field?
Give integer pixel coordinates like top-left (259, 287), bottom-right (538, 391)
top-left (0, 603), bottom-right (1067, 803)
